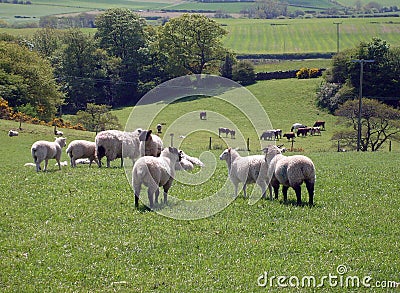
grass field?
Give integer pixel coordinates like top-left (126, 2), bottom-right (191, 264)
top-left (219, 17), bottom-right (400, 54)
top-left (1, 77), bottom-right (399, 291)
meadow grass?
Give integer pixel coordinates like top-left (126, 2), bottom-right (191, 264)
top-left (1, 77), bottom-right (399, 291)
top-left (253, 58), bottom-right (332, 72)
top-left (0, 117), bottom-right (399, 291)
top-left (219, 17), bottom-right (400, 54)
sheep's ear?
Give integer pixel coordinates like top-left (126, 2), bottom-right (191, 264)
top-left (146, 130), bottom-right (152, 140)
top-left (228, 147), bottom-right (231, 153)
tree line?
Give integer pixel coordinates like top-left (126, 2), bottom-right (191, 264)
top-left (1, 10), bottom-right (258, 122)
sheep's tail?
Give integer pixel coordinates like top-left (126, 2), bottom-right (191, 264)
top-left (31, 147), bottom-right (38, 163)
top-left (66, 145), bottom-right (72, 157)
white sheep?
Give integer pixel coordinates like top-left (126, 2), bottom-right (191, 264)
top-left (219, 148), bottom-right (272, 199)
top-left (95, 129), bottom-right (142, 168)
top-left (66, 140), bottom-right (99, 167)
top-left (263, 144), bottom-right (316, 206)
top-left (132, 147), bottom-right (182, 209)
top-left (175, 150), bottom-right (205, 171)
top-left (138, 129), bottom-right (163, 157)
top-left (8, 130), bottom-right (19, 137)
top-left (31, 137), bottom-right (67, 172)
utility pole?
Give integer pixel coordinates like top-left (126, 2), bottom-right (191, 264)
top-left (333, 22), bottom-right (342, 54)
top-left (351, 59), bottom-right (374, 151)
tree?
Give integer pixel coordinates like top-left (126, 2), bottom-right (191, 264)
top-left (95, 8), bottom-right (148, 105)
top-left (74, 103), bottom-right (121, 133)
top-left (55, 29), bottom-right (115, 112)
top-left (232, 60), bottom-right (256, 86)
top-left (334, 98), bottom-right (400, 151)
top-left (220, 52), bottom-right (236, 79)
top-left (318, 38), bottom-right (400, 111)
top-left (0, 41), bottom-right (63, 121)
top-left (32, 27), bottom-right (62, 59)
top-left (158, 13), bottom-right (229, 76)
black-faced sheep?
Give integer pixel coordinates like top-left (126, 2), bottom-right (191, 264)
top-left (219, 148), bottom-right (271, 199)
top-left (263, 145), bottom-right (315, 206)
top-left (132, 147), bottom-right (182, 209)
top-left (66, 140), bottom-right (99, 167)
top-left (31, 137), bottom-right (67, 172)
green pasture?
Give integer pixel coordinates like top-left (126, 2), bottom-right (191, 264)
top-left (253, 58), bottom-right (331, 72)
top-left (0, 77), bottom-right (399, 291)
top-left (219, 17), bottom-right (400, 54)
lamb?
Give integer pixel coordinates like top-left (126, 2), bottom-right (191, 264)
top-left (175, 150), bottom-right (205, 171)
top-left (31, 137), bottom-right (67, 172)
top-left (8, 130), bottom-right (19, 137)
top-left (132, 147), bottom-right (182, 209)
top-left (138, 129), bottom-right (163, 157)
top-left (66, 140), bottom-right (99, 167)
top-left (263, 144), bottom-right (316, 206)
top-left (95, 129), bottom-right (142, 168)
top-left (219, 148), bottom-right (272, 199)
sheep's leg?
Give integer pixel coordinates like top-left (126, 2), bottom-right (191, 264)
top-left (56, 159), bottom-right (61, 170)
top-left (282, 186), bottom-right (289, 202)
top-left (35, 162), bottom-right (41, 172)
top-left (155, 188), bottom-right (160, 204)
top-left (293, 185), bottom-right (302, 206)
top-left (120, 157), bottom-right (124, 168)
top-left (234, 183), bottom-right (238, 198)
top-left (163, 190), bottom-right (168, 205)
top-left (106, 158), bottom-right (111, 168)
top-left (305, 181), bottom-right (314, 206)
top-left (242, 183), bottom-right (247, 198)
top-left (44, 159), bottom-right (49, 171)
top-left (147, 189), bottom-right (154, 209)
top-left (134, 185), bottom-right (141, 208)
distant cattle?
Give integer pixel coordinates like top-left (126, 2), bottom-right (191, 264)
top-left (200, 111), bottom-right (207, 120)
top-left (313, 120), bottom-right (325, 130)
top-left (297, 127), bottom-right (311, 137)
top-left (291, 123), bottom-right (307, 132)
top-left (219, 127), bottom-right (230, 138)
top-left (283, 132), bottom-right (296, 140)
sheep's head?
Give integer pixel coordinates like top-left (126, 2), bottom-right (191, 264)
top-left (219, 148), bottom-right (231, 161)
top-left (139, 129), bottom-right (152, 141)
top-left (55, 137), bottom-right (67, 148)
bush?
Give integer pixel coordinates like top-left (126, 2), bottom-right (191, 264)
top-left (232, 60), bottom-right (256, 86)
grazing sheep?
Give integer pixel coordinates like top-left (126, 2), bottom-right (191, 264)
top-left (260, 130), bottom-right (275, 141)
top-left (132, 147), bottom-right (182, 209)
top-left (263, 145), bottom-right (315, 206)
top-left (8, 130), bottom-right (19, 137)
top-left (283, 132), bottom-right (296, 140)
top-left (218, 127), bottom-right (230, 138)
top-left (219, 148), bottom-right (271, 199)
top-left (66, 140), bottom-right (99, 167)
top-left (290, 123), bottom-right (307, 132)
top-left (200, 111), bottom-right (207, 120)
top-left (138, 129), bottom-right (163, 157)
top-left (313, 120), bottom-right (325, 130)
top-left (31, 137), bottom-right (67, 172)
top-left (95, 129), bottom-right (142, 168)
